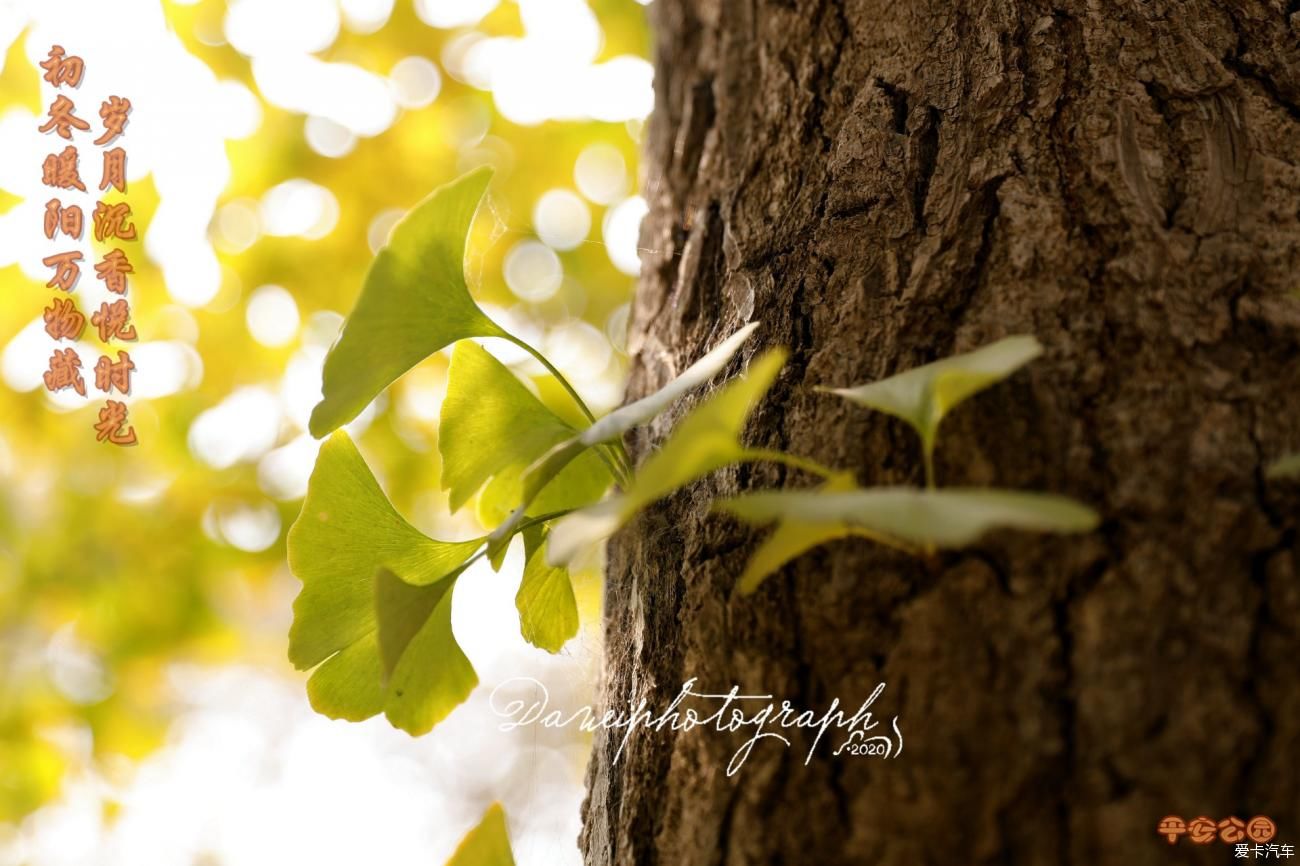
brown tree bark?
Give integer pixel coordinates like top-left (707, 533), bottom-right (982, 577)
top-left (581, 1), bottom-right (1300, 864)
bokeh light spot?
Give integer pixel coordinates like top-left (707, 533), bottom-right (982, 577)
top-left (188, 387), bottom-right (283, 469)
top-left (260, 180), bottom-right (339, 240)
top-left (574, 143), bottom-right (629, 204)
top-left (225, 0), bottom-right (340, 57)
top-left (533, 189), bottom-right (590, 251)
top-left (304, 116), bottom-right (357, 159)
top-left (245, 285), bottom-right (302, 348)
top-left (415, 0), bottom-right (500, 29)
top-left (340, 0), bottom-right (395, 33)
top-left (602, 196), bottom-right (648, 276)
top-left (389, 56), bottom-right (442, 110)
top-left (212, 198), bottom-right (262, 254)
top-left (217, 501), bottom-right (283, 552)
top-left (504, 241), bottom-right (563, 303)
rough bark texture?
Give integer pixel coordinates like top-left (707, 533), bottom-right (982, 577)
top-left (581, 2), bottom-right (1300, 864)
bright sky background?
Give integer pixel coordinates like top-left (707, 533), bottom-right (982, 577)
top-left (2, 559), bottom-right (604, 866)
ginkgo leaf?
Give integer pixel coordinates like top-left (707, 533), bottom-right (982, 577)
top-left (477, 449), bottom-right (610, 529)
top-left (506, 321), bottom-right (763, 533)
top-left (287, 431), bottom-right (483, 734)
top-left (487, 533), bottom-right (511, 572)
top-left (305, 632), bottom-right (386, 723)
top-left (547, 349), bottom-right (787, 565)
top-left (825, 335), bottom-right (1042, 458)
top-left (374, 567), bottom-right (454, 678)
top-left (724, 472), bottom-right (858, 595)
top-left (440, 341), bottom-right (589, 512)
top-left (717, 487), bottom-right (1098, 550)
top-left (516, 541), bottom-right (578, 653)
top-left (1267, 454), bottom-right (1300, 479)
top-left (451, 339), bottom-right (613, 567)
top-left (308, 168), bottom-right (508, 438)
top-left (498, 440), bottom-right (588, 540)
top-left (384, 576), bottom-right (478, 735)
top-left (287, 431), bottom-right (483, 669)
top-left (447, 804), bottom-right (516, 866)
top-left (478, 448), bottom-right (610, 569)
top-left (521, 523), bottom-right (546, 562)
top-left (306, 569), bottom-right (477, 735)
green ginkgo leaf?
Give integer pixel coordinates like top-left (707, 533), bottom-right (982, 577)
top-left (287, 431), bottom-right (483, 734)
top-left (447, 804), bottom-right (516, 866)
top-left (374, 567), bottom-right (454, 678)
top-left (825, 335), bottom-right (1043, 476)
top-left (547, 349), bottom-right (787, 565)
top-left (308, 168), bottom-right (508, 438)
top-left (440, 340), bottom-right (590, 512)
top-left (724, 472), bottom-right (859, 595)
top-left (309, 568), bottom-right (476, 735)
top-left (717, 486), bottom-right (1098, 551)
top-left (516, 540), bottom-right (578, 653)
top-left (305, 632), bottom-right (386, 722)
top-left (383, 575), bottom-right (478, 735)
top-left (476, 448), bottom-right (610, 536)
top-left (1267, 454), bottom-right (1300, 479)
top-left (307, 569), bottom-right (477, 735)
top-left (288, 431), bottom-right (483, 667)
top-left (501, 322), bottom-right (763, 539)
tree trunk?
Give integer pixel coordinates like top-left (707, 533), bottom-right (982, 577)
top-left (581, 2), bottom-right (1300, 864)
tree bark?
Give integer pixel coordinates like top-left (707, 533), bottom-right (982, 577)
top-left (581, 2), bottom-right (1300, 864)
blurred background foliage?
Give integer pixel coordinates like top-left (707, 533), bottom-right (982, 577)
top-left (0, 0), bottom-right (650, 857)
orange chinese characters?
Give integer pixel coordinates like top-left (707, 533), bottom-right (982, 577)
top-left (94, 400), bottom-right (137, 446)
top-left (99, 147), bottom-right (126, 193)
top-left (42, 251), bottom-right (83, 291)
top-left (94, 96), bottom-right (131, 145)
top-left (40, 46), bottom-right (84, 89)
top-left (94, 350), bottom-right (135, 395)
top-left (43, 198), bottom-right (83, 240)
top-left (91, 299), bottom-right (137, 342)
top-left (92, 201), bottom-right (136, 241)
top-left (42, 145), bottom-right (85, 191)
top-left (94, 397), bottom-right (137, 444)
top-left (94, 249), bottom-right (133, 295)
top-left (43, 347), bottom-right (85, 396)
top-left (43, 297), bottom-right (85, 340)
top-left (1218, 816), bottom-right (1246, 844)
top-left (1246, 816), bottom-right (1277, 843)
top-left (1186, 816), bottom-right (1217, 845)
top-left (38, 95), bottom-right (90, 139)
top-left (1157, 816), bottom-right (1186, 845)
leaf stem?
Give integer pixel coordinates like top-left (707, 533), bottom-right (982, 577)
top-left (504, 333), bottom-right (633, 480)
top-left (742, 448), bottom-right (837, 479)
top-left (506, 334), bottom-right (597, 423)
top-left (923, 442), bottom-right (936, 490)
top-left (479, 507), bottom-right (578, 567)
top-left (591, 442), bottom-right (631, 487)
top-left (514, 509), bottom-right (575, 532)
